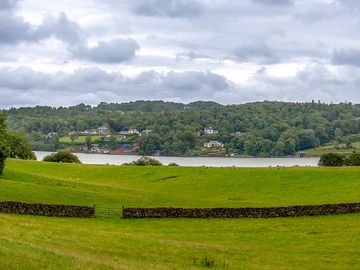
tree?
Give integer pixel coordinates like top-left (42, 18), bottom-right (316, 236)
top-left (298, 129), bottom-right (319, 150)
top-left (0, 113), bottom-right (9, 176)
top-left (85, 135), bottom-right (92, 149)
top-left (70, 133), bottom-right (78, 144)
top-left (6, 131), bottom-right (36, 160)
top-left (344, 153), bottom-right (360, 166)
top-left (138, 133), bottom-right (162, 155)
top-left (108, 136), bottom-right (119, 150)
top-left (319, 153), bottom-right (344, 167)
top-left (335, 128), bottom-right (343, 143)
top-left (43, 151), bottom-right (81, 163)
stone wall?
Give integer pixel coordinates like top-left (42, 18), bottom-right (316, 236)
top-left (123, 203), bottom-right (360, 218)
top-left (0, 201), bottom-right (95, 217)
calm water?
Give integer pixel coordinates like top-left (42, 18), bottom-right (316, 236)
top-left (34, 151), bottom-right (320, 167)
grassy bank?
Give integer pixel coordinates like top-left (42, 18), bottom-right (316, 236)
top-left (0, 159), bottom-right (359, 269)
top-left (304, 141), bottom-right (360, 156)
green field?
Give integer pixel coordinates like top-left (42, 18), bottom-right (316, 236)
top-left (304, 142), bottom-right (360, 156)
top-left (59, 135), bottom-right (102, 144)
top-left (0, 160), bottom-right (359, 269)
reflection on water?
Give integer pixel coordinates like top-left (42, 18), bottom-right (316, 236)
top-left (34, 151), bottom-right (320, 167)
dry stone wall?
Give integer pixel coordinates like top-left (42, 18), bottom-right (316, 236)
top-left (123, 203), bottom-right (360, 218)
top-left (0, 201), bottom-right (95, 217)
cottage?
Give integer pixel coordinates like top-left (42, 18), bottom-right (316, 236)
top-left (203, 127), bottom-right (219, 135)
top-left (203, 141), bottom-right (224, 148)
top-left (90, 144), bottom-right (101, 153)
top-left (128, 128), bottom-right (140, 135)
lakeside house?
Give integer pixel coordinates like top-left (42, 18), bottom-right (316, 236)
top-left (204, 127), bottom-right (218, 135)
top-left (76, 126), bottom-right (111, 136)
top-left (90, 144), bottom-right (101, 153)
top-left (203, 141), bottom-right (225, 148)
top-left (119, 128), bottom-right (140, 135)
top-left (198, 127), bottom-right (219, 136)
top-left (46, 132), bottom-right (58, 138)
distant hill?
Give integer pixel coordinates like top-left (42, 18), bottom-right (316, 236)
top-left (4, 100), bottom-right (360, 157)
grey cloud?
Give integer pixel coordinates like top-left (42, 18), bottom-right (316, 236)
top-left (1, 64), bottom-right (360, 108)
top-left (233, 42), bottom-right (278, 63)
top-left (0, 67), bottom-right (230, 107)
top-left (0, 0), bottom-right (18, 10)
top-left (73, 39), bottom-right (140, 63)
top-left (222, 64), bottom-right (360, 104)
top-left (253, 0), bottom-right (293, 6)
top-left (133, 0), bottom-right (204, 17)
top-left (332, 49), bottom-right (360, 66)
top-left (33, 13), bottom-right (83, 44)
top-left (162, 71), bottom-right (230, 91)
top-left (0, 13), bottom-right (32, 44)
top-left (0, 8), bottom-right (82, 45)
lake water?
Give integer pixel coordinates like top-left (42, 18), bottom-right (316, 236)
top-left (34, 151), bottom-right (320, 167)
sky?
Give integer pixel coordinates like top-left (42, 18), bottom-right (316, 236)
top-left (0, 0), bottom-right (360, 108)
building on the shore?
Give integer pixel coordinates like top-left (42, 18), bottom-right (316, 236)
top-left (203, 141), bottom-right (224, 148)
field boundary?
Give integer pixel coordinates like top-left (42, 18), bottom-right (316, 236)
top-left (0, 201), bottom-right (95, 217)
top-left (122, 203), bottom-right (360, 218)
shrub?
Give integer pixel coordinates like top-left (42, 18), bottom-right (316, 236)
top-left (344, 153), bottom-right (360, 166)
top-left (43, 151), bottom-right (81, 164)
top-left (168, 162), bottom-right (179, 166)
top-left (124, 156), bottom-right (162, 166)
top-left (318, 153), bottom-right (344, 167)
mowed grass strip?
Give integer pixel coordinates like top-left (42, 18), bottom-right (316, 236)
top-left (0, 159), bottom-right (359, 269)
top-left (0, 214), bottom-right (359, 270)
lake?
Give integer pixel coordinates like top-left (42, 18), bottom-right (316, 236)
top-left (34, 151), bottom-right (320, 167)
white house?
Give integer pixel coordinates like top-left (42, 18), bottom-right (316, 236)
top-left (203, 141), bottom-right (224, 148)
top-left (140, 129), bottom-right (152, 136)
top-left (90, 144), bottom-right (101, 153)
top-left (128, 128), bottom-right (140, 135)
top-left (203, 127), bottom-right (218, 135)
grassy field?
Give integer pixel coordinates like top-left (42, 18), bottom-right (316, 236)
top-left (0, 159), bottom-right (359, 269)
top-left (59, 135), bottom-right (102, 144)
top-left (304, 141), bottom-right (360, 156)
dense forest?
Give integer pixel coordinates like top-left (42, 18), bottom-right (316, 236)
top-left (3, 100), bottom-right (360, 157)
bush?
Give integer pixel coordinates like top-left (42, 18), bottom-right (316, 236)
top-left (168, 162), bottom-right (179, 166)
top-left (43, 151), bottom-right (81, 164)
top-left (344, 153), bottom-right (360, 166)
top-left (318, 153), bottom-right (344, 167)
top-left (124, 156), bottom-right (162, 166)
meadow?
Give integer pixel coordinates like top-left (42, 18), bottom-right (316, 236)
top-left (59, 135), bottom-right (102, 144)
top-left (0, 159), bottom-right (359, 269)
top-left (304, 142), bottom-right (360, 156)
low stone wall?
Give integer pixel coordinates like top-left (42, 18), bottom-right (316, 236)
top-left (0, 201), bottom-right (95, 217)
top-left (123, 203), bottom-right (360, 218)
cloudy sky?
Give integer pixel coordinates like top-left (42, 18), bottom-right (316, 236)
top-left (0, 0), bottom-right (360, 108)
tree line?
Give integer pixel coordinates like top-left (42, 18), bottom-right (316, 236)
top-left (3, 100), bottom-right (360, 157)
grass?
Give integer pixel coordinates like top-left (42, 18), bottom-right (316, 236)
top-left (59, 135), bottom-right (102, 144)
top-left (304, 141), bottom-right (360, 156)
top-left (0, 159), bottom-right (359, 269)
